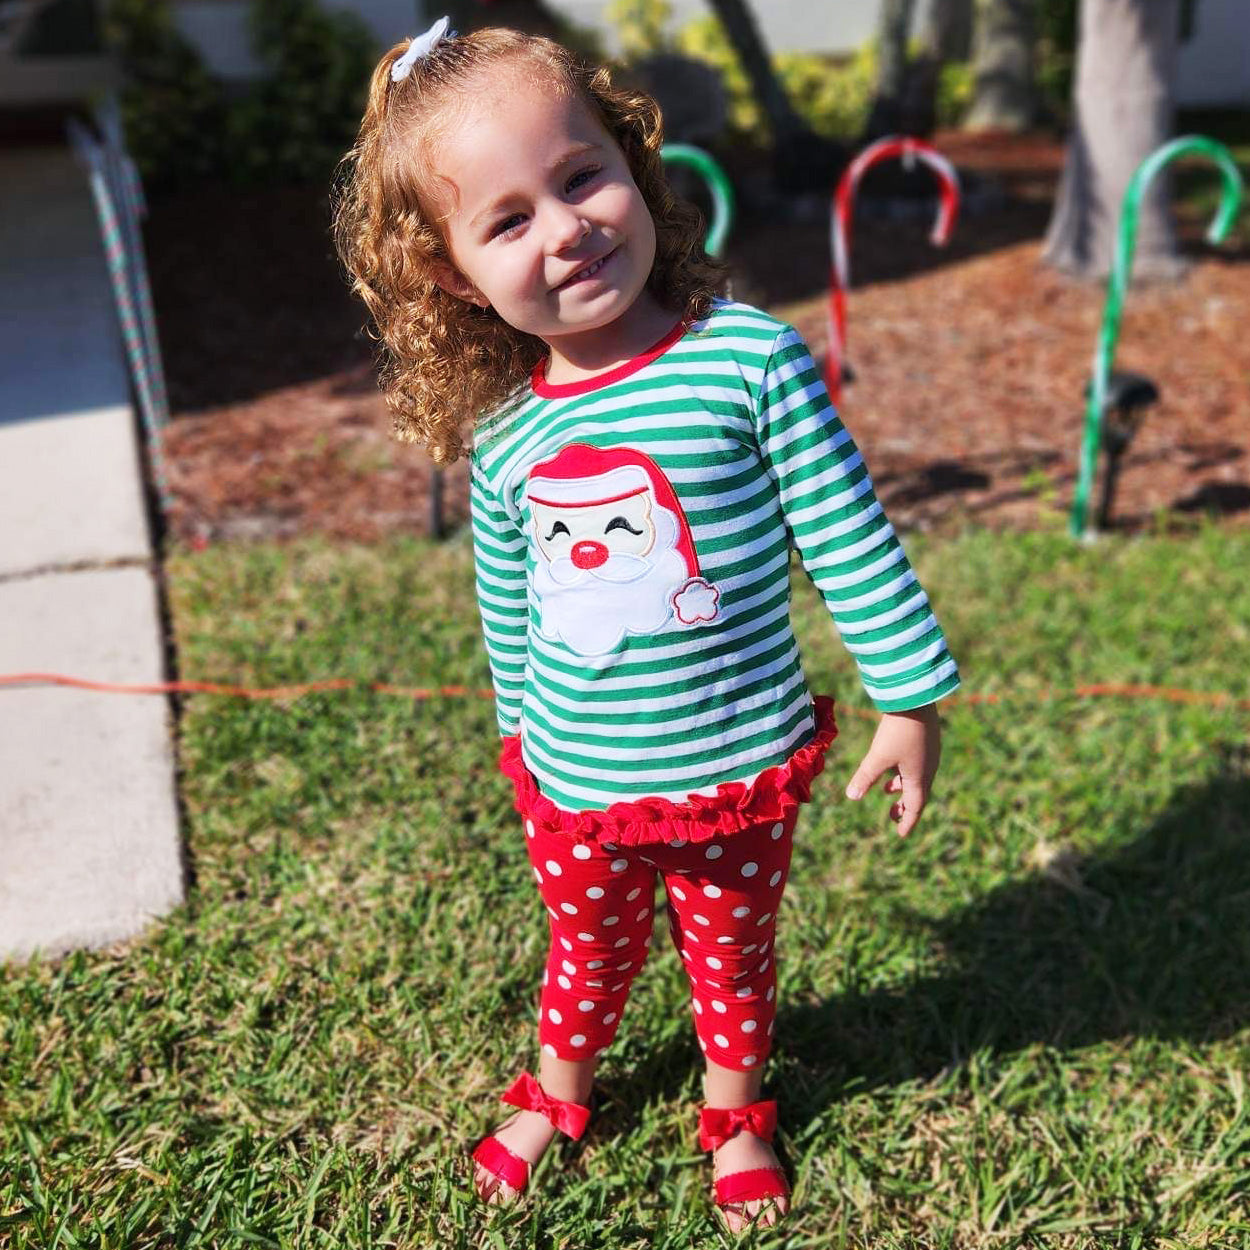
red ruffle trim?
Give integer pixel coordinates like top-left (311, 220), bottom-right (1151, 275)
top-left (498, 695), bottom-right (838, 848)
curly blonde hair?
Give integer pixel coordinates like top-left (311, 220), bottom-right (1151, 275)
top-left (331, 27), bottom-right (727, 464)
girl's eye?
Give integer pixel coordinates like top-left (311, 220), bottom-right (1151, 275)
top-left (491, 213), bottom-right (526, 240)
top-left (605, 516), bottom-right (643, 535)
top-left (567, 166), bottom-right (601, 193)
top-left (544, 521), bottom-right (571, 540)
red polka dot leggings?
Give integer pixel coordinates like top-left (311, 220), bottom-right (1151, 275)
top-left (523, 812), bottom-right (796, 1072)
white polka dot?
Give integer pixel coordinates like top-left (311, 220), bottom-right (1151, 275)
top-left (542, 970), bottom-right (548, 986)
top-left (570, 1033), bottom-right (587, 1047)
top-left (693, 999), bottom-right (704, 1014)
top-left (627, 887), bottom-right (642, 901)
top-left (756, 912), bottom-right (772, 926)
top-left (742, 944), bottom-right (757, 956)
top-left (717, 935), bottom-right (734, 944)
top-left (533, 867), bottom-right (544, 884)
top-left (766, 985), bottom-right (775, 1002)
top-left (616, 961), bottom-right (632, 971)
top-left (704, 844), bottom-right (724, 860)
top-left (683, 929), bottom-right (698, 940)
top-left (586, 886), bottom-right (605, 900)
top-left (611, 981), bottom-right (625, 991)
top-left (770, 823), bottom-right (784, 840)
top-left (547, 907), bottom-right (559, 920)
top-left (561, 959), bottom-right (576, 974)
top-left (602, 842), bottom-right (618, 852)
top-left (711, 999), bottom-right (727, 1014)
top-left (560, 937), bottom-right (573, 952)
top-left (732, 905), bottom-right (751, 918)
top-left (670, 837), bottom-right (688, 848)
top-left (602, 915), bottom-right (620, 928)
top-left (769, 870), bottom-right (783, 887)
top-left (736, 986), bottom-right (752, 998)
top-left (614, 936), bottom-right (630, 948)
top-left (703, 884), bottom-right (722, 899)
top-left (526, 820), bottom-right (536, 839)
top-left (759, 941), bottom-right (771, 955)
top-left (548, 1008), bottom-right (562, 1024)
top-left (572, 844), bottom-right (592, 860)
top-left (557, 974), bottom-right (572, 990)
top-left (758, 959), bottom-right (770, 973)
top-left (579, 933), bottom-right (596, 944)
top-left (741, 861), bottom-right (758, 878)
top-left (699, 1038), bottom-right (708, 1051)
top-left (543, 1043), bottom-right (558, 1057)
top-left (595, 1047), bottom-right (608, 1057)
top-left (693, 914), bottom-right (710, 926)
top-left (706, 956), bottom-right (723, 969)
top-left (681, 949), bottom-right (692, 961)
top-left (578, 1000), bottom-right (594, 1014)
top-left (713, 1033), bottom-right (729, 1048)
top-left (560, 902), bottom-right (578, 915)
top-left (545, 860), bottom-right (563, 876)
top-left (742, 1054), bottom-right (757, 1067)
top-left (610, 859), bottom-right (628, 873)
top-left (767, 1020), bottom-right (774, 1035)
top-left (636, 908), bottom-right (650, 922)
top-left (587, 978), bottom-right (603, 987)
top-left (670, 885), bottom-right (687, 901)
top-left (741, 1019), bottom-right (758, 1033)
top-left (603, 1012), bottom-right (617, 1025)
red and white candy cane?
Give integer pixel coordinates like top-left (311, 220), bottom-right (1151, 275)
top-left (826, 136), bottom-right (960, 404)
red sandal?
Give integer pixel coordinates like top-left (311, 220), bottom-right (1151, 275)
top-left (470, 1072), bottom-right (591, 1201)
top-left (698, 1099), bottom-right (791, 1223)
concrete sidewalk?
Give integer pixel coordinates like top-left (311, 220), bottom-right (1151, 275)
top-left (0, 146), bottom-right (183, 961)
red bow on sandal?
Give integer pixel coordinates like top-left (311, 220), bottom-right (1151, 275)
top-left (471, 1072), bottom-right (590, 1200)
top-left (698, 1099), bottom-right (790, 1220)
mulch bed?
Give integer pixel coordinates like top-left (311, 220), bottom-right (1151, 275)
top-left (147, 130), bottom-right (1250, 546)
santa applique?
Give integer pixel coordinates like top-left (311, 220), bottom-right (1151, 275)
top-left (524, 443), bottom-right (721, 656)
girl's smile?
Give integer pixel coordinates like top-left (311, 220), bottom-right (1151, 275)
top-left (430, 73), bottom-right (676, 380)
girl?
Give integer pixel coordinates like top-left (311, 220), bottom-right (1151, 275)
top-left (334, 18), bottom-right (959, 1234)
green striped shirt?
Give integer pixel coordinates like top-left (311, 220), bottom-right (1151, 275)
top-left (470, 300), bottom-right (959, 813)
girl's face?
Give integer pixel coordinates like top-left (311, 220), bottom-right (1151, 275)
top-left (429, 70), bottom-right (663, 360)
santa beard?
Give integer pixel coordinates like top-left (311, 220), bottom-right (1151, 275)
top-left (532, 544), bottom-right (690, 656)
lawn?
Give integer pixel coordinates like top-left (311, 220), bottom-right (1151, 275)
top-left (3, 523), bottom-right (1250, 1248)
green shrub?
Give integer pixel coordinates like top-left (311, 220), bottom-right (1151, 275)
top-left (102, 0), bottom-right (230, 192)
top-left (225, 0), bottom-right (377, 186)
top-left (936, 59), bottom-right (974, 129)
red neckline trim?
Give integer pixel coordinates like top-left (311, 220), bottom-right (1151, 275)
top-left (531, 317), bottom-right (687, 398)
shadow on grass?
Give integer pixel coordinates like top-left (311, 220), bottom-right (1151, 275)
top-left (779, 751), bottom-right (1250, 1120)
top-left (590, 751), bottom-right (1249, 1143)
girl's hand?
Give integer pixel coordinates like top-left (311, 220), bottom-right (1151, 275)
top-left (844, 703), bottom-right (942, 838)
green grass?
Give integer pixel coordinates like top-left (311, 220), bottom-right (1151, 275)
top-left (3, 523), bottom-right (1250, 1248)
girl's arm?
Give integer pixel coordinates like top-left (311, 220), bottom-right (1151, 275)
top-left (751, 324), bottom-right (958, 834)
top-left (469, 460), bottom-right (529, 736)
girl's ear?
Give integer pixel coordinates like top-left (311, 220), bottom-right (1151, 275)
top-left (431, 261), bottom-right (490, 308)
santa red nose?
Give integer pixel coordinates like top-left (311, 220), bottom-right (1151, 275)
top-left (570, 540), bottom-right (609, 569)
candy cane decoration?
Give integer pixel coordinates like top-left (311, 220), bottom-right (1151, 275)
top-left (827, 137), bottom-right (960, 404)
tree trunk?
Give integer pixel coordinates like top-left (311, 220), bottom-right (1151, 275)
top-left (964, 0), bottom-right (1038, 131)
top-left (704, 0), bottom-right (806, 143)
top-left (922, 0), bottom-right (975, 61)
top-left (1042, 0), bottom-right (1181, 280)
top-left (863, 0), bottom-right (917, 140)
top-left (705, 0), bottom-right (838, 191)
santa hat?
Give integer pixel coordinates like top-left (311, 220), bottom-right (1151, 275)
top-left (526, 443), bottom-right (701, 579)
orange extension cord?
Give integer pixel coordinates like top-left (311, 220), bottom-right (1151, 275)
top-left (1, 673), bottom-right (1249, 716)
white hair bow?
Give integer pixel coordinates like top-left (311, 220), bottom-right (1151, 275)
top-left (391, 15), bottom-right (454, 83)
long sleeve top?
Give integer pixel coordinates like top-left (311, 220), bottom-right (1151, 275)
top-left (469, 299), bottom-right (959, 837)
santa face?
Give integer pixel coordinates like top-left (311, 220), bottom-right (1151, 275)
top-left (532, 490), bottom-right (656, 572)
top-left (525, 446), bottom-right (720, 655)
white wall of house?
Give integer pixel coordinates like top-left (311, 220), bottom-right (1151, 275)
top-left (173, 0), bottom-right (1246, 108)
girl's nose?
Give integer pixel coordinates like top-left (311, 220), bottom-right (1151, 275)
top-left (546, 202), bottom-right (591, 252)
